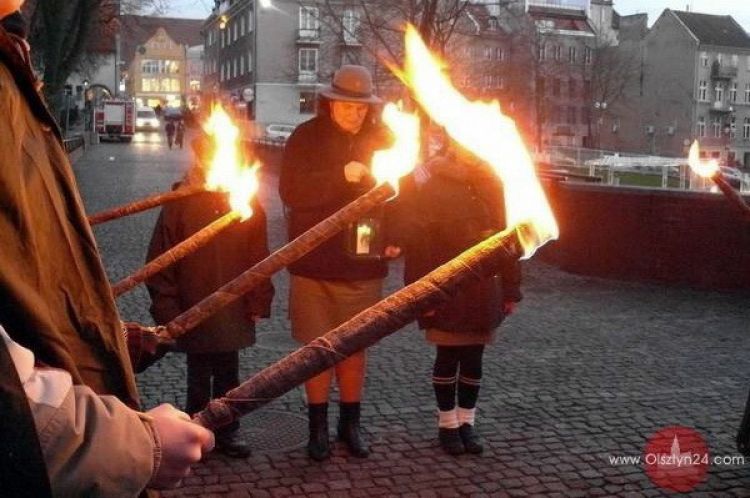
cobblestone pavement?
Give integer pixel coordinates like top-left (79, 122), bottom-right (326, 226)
top-left (73, 131), bottom-right (750, 497)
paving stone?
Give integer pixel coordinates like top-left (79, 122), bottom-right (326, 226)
top-left (74, 137), bottom-right (750, 497)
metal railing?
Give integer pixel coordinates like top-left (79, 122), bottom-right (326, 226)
top-left (63, 134), bottom-right (86, 154)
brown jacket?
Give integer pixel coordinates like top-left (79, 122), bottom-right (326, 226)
top-left (0, 26), bottom-right (139, 406)
top-left (146, 184), bottom-right (274, 353)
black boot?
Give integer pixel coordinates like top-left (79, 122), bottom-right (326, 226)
top-left (458, 423), bottom-right (483, 454)
top-left (307, 403), bottom-right (330, 461)
top-left (337, 402), bottom-right (369, 458)
top-left (438, 427), bottom-right (465, 455)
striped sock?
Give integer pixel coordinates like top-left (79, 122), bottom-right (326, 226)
top-left (457, 406), bottom-right (476, 426)
top-left (438, 408), bottom-right (459, 429)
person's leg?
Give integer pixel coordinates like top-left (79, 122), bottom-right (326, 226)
top-left (335, 351), bottom-right (369, 457)
top-left (185, 353), bottom-right (212, 415)
top-left (433, 345), bottom-right (463, 455)
top-left (457, 345), bottom-right (485, 454)
top-left (211, 351), bottom-right (251, 458)
top-left (304, 369), bottom-right (334, 461)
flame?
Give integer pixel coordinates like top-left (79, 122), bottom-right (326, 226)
top-left (687, 140), bottom-right (719, 178)
top-left (203, 104), bottom-right (260, 219)
top-left (371, 102), bottom-right (421, 192)
top-left (396, 25), bottom-right (558, 258)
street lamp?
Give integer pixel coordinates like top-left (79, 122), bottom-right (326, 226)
top-left (593, 100), bottom-right (607, 149)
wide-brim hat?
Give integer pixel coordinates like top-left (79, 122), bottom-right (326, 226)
top-left (319, 65), bottom-right (382, 104)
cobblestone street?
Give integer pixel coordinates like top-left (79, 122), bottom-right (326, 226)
top-left (74, 131), bottom-right (750, 497)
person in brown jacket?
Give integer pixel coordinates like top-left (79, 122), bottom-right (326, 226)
top-left (146, 158), bottom-right (274, 458)
top-left (0, 4), bottom-right (213, 496)
top-left (402, 138), bottom-right (522, 456)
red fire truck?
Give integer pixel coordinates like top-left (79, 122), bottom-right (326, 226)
top-left (95, 99), bottom-right (135, 142)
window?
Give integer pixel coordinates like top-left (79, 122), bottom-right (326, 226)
top-left (732, 54), bottom-right (739, 67)
top-left (496, 47), bottom-right (505, 61)
top-left (697, 116), bottom-right (706, 137)
top-left (553, 45), bottom-right (561, 61)
top-left (248, 9), bottom-right (254, 32)
top-left (715, 83), bottom-right (724, 102)
top-left (299, 48), bottom-right (318, 74)
top-left (538, 43), bottom-right (545, 61)
top-left (299, 6), bottom-right (319, 37)
top-left (342, 9), bottom-right (360, 44)
top-left (583, 79), bottom-right (591, 97)
top-left (731, 82), bottom-right (738, 102)
top-left (240, 15), bottom-right (245, 36)
top-left (552, 78), bottom-right (560, 97)
top-left (713, 117), bottom-right (721, 137)
top-left (744, 118), bottom-right (750, 139)
top-left (698, 80), bottom-right (707, 101)
top-left (746, 83), bottom-right (750, 103)
top-left (567, 106), bottom-right (577, 125)
top-left (536, 76), bottom-right (545, 96)
top-left (700, 52), bottom-right (708, 67)
top-left (568, 46), bottom-right (577, 63)
top-left (484, 47), bottom-right (492, 60)
top-left (300, 91), bottom-right (316, 113)
top-left (717, 53), bottom-right (724, 65)
top-left (584, 46), bottom-right (592, 64)
top-left (568, 78), bottom-right (576, 98)
top-left (240, 56), bottom-right (245, 75)
top-left (730, 115), bottom-right (736, 138)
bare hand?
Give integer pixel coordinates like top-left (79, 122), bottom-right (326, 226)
top-left (146, 404), bottom-right (215, 490)
top-left (344, 161), bottom-right (370, 183)
top-left (383, 246), bottom-right (401, 259)
top-left (502, 301), bottom-right (517, 315)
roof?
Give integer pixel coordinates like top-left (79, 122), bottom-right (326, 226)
top-left (529, 7), bottom-right (593, 34)
top-left (670, 10), bottom-right (750, 49)
top-left (464, 3), bottom-right (509, 35)
top-left (119, 15), bottom-right (204, 63)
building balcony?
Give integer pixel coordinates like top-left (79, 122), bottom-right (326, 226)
top-left (297, 28), bottom-right (321, 44)
top-left (709, 101), bottom-right (734, 113)
top-left (711, 61), bottom-right (738, 80)
top-left (298, 71), bottom-right (319, 85)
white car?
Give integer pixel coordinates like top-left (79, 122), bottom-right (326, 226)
top-left (136, 107), bottom-right (159, 131)
top-left (265, 124), bottom-right (295, 142)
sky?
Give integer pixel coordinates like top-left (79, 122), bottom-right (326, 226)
top-left (163, 0), bottom-right (750, 31)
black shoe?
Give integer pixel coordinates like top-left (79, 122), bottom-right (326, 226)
top-left (337, 402), bottom-right (369, 458)
top-left (216, 434), bottom-right (251, 458)
top-left (307, 403), bottom-right (331, 461)
top-left (458, 423), bottom-right (483, 454)
top-left (438, 427), bottom-right (464, 455)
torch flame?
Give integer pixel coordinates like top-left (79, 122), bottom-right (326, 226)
top-left (371, 102), bottom-right (421, 192)
top-left (687, 140), bottom-right (719, 178)
top-left (203, 104), bottom-right (260, 219)
top-left (396, 25), bottom-right (558, 258)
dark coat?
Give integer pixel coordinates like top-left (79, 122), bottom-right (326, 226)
top-left (0, 25), bottom-right (140, 406)
top-left (279, 105), bottom-right (392, 281)
top-left (146, 183), bottom-right (274, 353)
top-left (402, 157), bottom-right (522, 333)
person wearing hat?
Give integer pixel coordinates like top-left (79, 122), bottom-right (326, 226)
top-left (279, 65), bottom-right (399, 461)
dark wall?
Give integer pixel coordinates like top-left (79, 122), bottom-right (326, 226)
top-left (539, 181), bottom-right (750, 290)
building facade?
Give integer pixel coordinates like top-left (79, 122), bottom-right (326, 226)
top-left (120, 15), bottom-right (203, 109)
top-left (631, 10), bottom-right (750, 165)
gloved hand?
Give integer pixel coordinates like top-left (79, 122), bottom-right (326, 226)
top-left (123, 322), bottom-right (175, 373)
top-left (344, 161), bottom-right (370, 183)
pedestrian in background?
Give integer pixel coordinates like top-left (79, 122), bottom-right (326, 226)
top-left (402, 136), bottom-right (522, 456)
top-left (165, 119), bottom-right (176, 149)
top-left (176, 120), bottom-right (185, 149)
top-left (279, 65), bottom-right (399, 461)
top-left (146, 151), bottom-right (274, 459)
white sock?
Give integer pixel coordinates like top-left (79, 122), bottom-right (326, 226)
top-left (457, 407), bottom-right (476, 426)
top-left (437, 408), bottom-right (459, 429)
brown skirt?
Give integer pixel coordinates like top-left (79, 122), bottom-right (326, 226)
top-left (289, 275), bottom-right (384, 344)
top-left (425, 328), bottom-right (496, 346)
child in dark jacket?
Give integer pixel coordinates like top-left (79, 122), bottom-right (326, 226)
top-left (402, 140), bottom-right (522, 456)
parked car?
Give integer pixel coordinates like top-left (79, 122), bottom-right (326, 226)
top-left (720, 166), bottom-right (743, 189)
top-left (136, 107), bottom-right (159, 131)
top-left (265, 124), bottom-right (295, 143)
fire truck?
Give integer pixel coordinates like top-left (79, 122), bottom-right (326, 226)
top-left (95, 99), bottom-right (135, 142)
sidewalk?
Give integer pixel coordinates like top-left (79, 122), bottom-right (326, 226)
top-left (77, 140), bottom-right (750, 497)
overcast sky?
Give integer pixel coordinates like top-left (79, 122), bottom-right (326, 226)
top-left (164, 0), bottom-right (750, 31)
